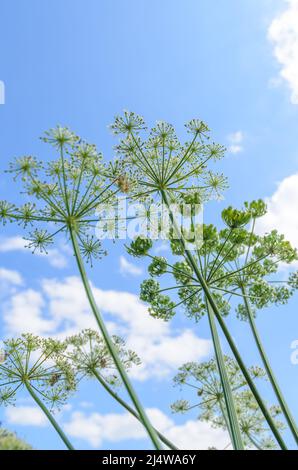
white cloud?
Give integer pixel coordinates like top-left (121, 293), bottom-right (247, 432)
top-left (165, 419), bottom-right (229, 450)
top-left (227, 131), bottom-right (244, 154)
top-left (63, 408), bottom-right (229, 449)
top-left (5, 406), bottom-right (48, 427)
top-left (64, 411), bottom-right (145, 447)
top-left (3, 288), bottom-right (56, 335)
top-left (0, 236), bottom-right (27, 251)
top-left (256, 173), bottom-right (298, 248)
top-left (2, 276), bottom-right (211, 380)
top-left (119, 256), bottom-right (143, 276)
top-left (0, 236), bottom-right (68, 268)
top-left (268, 0), bottom-right (298, 104)
top-left (0, 267), bottom-right (23, 286)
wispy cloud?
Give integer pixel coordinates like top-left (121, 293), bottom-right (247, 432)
top-left (63, 407), bottom-right (228, 449)
top-left (5, 406), bottom-right (48, 427)
top-left (0, 267), bottom-right (23, 286)
top-left (0, 236), bottom-right (69, 269)
top-left (1, 276), bottom-right (211, 380)
top-left (256, 173), bottom-right (298, 249)
top-left (268, 0), bottom-right (298, 104)
top-left (119, 256), bottom-right (143, 276)
top-left (227, 131), bottom-right (244, 154)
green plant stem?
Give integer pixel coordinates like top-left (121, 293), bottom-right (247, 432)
top-left (92, 369), bottom-right (178, 450)
top-left (24, 381), bottom-right (74, 450)
top-left (206, 300), bottom-right (244, 450)
top-left (69, 228), bottom-right (162, 450)
top-left (161, 189), bottom-right (287, 450)
top-left (219, 400), bottom-right (232, 437)
top-left (247, 433), bottom-right (262, 451)
top-left (241, 285), bottom-right (298, 447)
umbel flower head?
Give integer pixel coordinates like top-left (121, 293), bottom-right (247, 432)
top-left (0, 127), bottom-right (116, 265)
top-left (109, 111), bottom-right (228, 203)
top-left (64, 329), bottom-right (141, 385)
top-left (132, 200), bottom-right (298, 322)
top-left (0, 334), bottom-right (75, 409)
top-left (171, 357), bottom-right (284, 450)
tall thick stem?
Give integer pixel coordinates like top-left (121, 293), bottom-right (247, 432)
top-left (206, 300), bottom-right (244, 449)
top-left (69, 228), bottom-right (162, 450)
top-left (92, 369), bottom-right (178, 450)
top-left (25, 381), bottom-right (74, 450)
top-left (241, 285), bottom-right (298, 447)
top-left (161, 189), bottom-right (287, 450)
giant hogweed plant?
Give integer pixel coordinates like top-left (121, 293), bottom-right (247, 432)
top-left (0, 331), bottom-right (172, 450)
top-left (110, 111), bottom-right (298, 450)
top-left (0, 128), bottom-right (168, 449)
top-left (171, 357), bottom-right (285, 450)
top-left (1, 113), bottom-right (297, 450)
top-left (62, 329), bottom-right (178, 449)
top-left (134, 201), bottom-right (298, 448)
top-left (0, 334), bottom-right (75, 449)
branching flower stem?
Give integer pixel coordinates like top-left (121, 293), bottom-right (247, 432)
top-left (241, 284), bottom-right (298, 445)
top-left (24, 380), bottom-right (74, 450)
top-left (161, 189), bottom-right (287, 450)
top-left (205, 300), bottom-right (244, 449)
top-left (91, 369), bottom-right (178, 450)
top-left (69, 228), bottom-right (162, 450)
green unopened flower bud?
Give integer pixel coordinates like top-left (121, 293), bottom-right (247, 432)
top-left (244, 199), bottom-right (267, 219)
top-left (149, 295), bottom-right (176, 321)
top-left (127, 236), bottom-right (153, 257)
top-left (173, 261), bottom-right (193, 284)
top-left (0, 201), bottom-right (15, 225)
top-left (110, 111), bottom-right (146, 135)
top-left (170, 238), bottom-right (184, 255)
top-left (222, 206), bottom-right (251, 229)
top-left (171, 400), bottom-right (190, 414)
top-left (185, 119), bottom-right (210, 137)
top-left (140, 279), bottom-right (160, 302)
top-left (288, 271), bottom-right (298, 289)
top-left (148, 257), bottom-right (167, 277)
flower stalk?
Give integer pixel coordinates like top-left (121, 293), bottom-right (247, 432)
top-left (205, 300), bottom-right (244, 449)
top-left (160, 189), bottom-right (287, 450)
top-left (241, 284), bottom-right (298, 445)
top-left (69, 228), bottom-right (162, 450)
top-left (24, 380), bottom-right (74, 450)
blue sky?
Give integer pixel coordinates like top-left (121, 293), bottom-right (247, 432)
top-left (1, 0), bottom-right (298, 450)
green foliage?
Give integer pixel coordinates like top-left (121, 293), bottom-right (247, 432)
top-left (0, 427), bottom-right (32, 450)
top-left (136, 200), bottom-right (297, 324)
